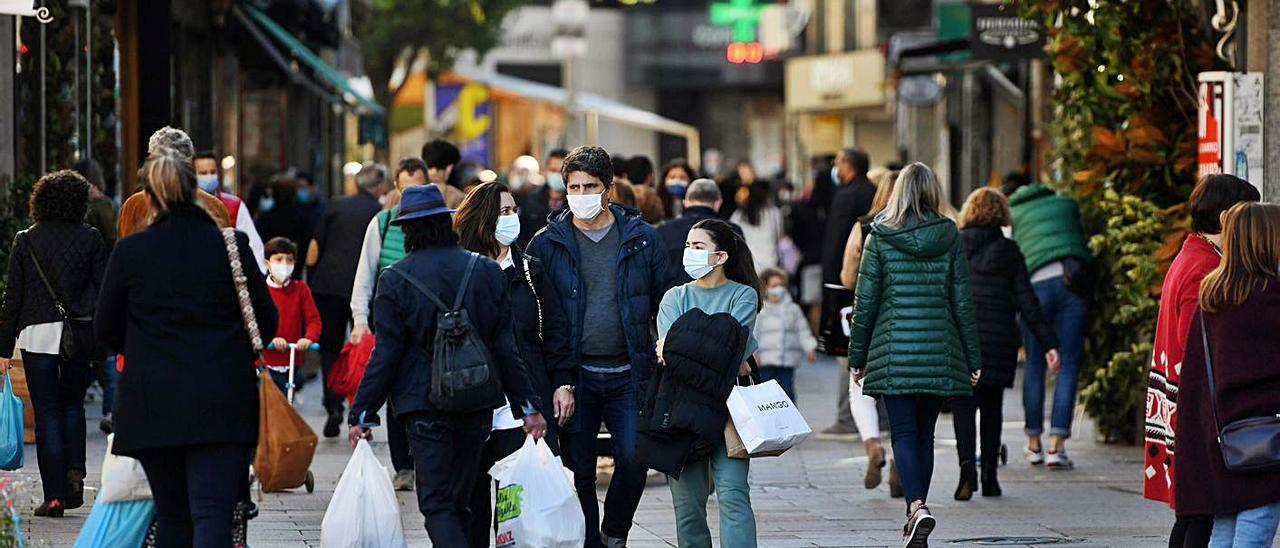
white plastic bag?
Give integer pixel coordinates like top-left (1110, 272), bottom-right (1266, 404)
top-left (489, 437), bottom-right (585, 548)
top-left (726, 379), bottom-right (812, 455)
top-left (100, 434), bottom-right (151, 502)
top-left (320, 439), bottom-right (407, 548)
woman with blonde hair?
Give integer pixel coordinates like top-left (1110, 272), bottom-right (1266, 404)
top-left (848, 162), bottom-right (982, 547)
top-left (950, 187), bottom-right (1058, 500)
top-left (1175, 202), bottom-right (1280, 547)
top-left (96, 150), bottom-right (277, 545)
top-left (838, 168), bottom-right (899, 496)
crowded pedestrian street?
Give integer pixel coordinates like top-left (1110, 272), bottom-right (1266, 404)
top-left (20, 356), bottom-right (1177, 547)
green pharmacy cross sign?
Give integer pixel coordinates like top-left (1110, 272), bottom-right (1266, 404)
top-left (711, 0), bottom-right (768, 43)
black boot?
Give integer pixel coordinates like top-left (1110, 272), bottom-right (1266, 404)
top-left (981, 459), bottom-right (1002, 497)
top-left (954, 460), bottom-right (977, 501)
top-left (65, 468), bottom-right (86, 510)
top-left (324, 408), bottom-right (343, 438)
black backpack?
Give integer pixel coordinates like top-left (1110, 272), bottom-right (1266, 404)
top-left (389, 253), bottom-right (502, 411)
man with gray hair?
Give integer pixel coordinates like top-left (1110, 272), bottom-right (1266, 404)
top-left (656, 178), bottom-right (742, 284)
top-left (117, 127), bottom-right (231, 237)
top-left (307, 161), bottom-right (389, 438)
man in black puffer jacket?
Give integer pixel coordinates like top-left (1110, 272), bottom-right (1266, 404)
top-left (952, 188), bottom-right (1060, 499)
top-left (637, 309), bottom-right (749, 478)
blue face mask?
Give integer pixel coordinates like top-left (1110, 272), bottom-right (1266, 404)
top-left (297, 188), bottom-right (313, 205)
top-left (666, 179), bottom-right (689, 198)
top-left (831, 166), bottom-right (841, 186)
top-left (546, 173), bottom-right (565, 192)
top-left (197, 174), bottom-right (220, 194)
top-left (258, 197), bottom-right (276, 213)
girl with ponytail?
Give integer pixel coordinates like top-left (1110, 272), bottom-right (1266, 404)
top-left (653, 217), bottom-right (761, 546)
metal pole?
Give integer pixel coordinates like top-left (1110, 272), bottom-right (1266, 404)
top-left (39, 20), bottom-right (46, 174)
top-left (0, 16), bottom-right (14, 202)
top-left (86, 3), bottom-right (92, 162)
top-left (564, 55), bottom-right (577, 146)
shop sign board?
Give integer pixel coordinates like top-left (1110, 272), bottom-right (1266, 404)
top-left (785, 50), bottom-right (884, 112)
top-left (1198, 72), bottom-right (1264, 195)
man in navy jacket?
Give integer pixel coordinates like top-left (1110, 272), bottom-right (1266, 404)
top-left (527, 146), bottom-right (673, 548)
top-left (348, 184), bottom-right (545, 547)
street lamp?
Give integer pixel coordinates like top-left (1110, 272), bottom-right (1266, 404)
top-left (551, 0), bottom-right (589, 146)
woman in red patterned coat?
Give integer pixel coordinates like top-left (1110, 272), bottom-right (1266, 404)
top-left (1146, 174), bottom-right (1257, 548)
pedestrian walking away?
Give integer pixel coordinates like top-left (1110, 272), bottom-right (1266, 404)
top-left (527, 145), bottom-right (674, 548)
top-left (1174, 202), bottom-right (1280, 548)
top-left (306, 162), bottom-right (389, 438)
top-left (454, 182), bottom-right (578, 548)
top-left (652, 218), bottom-right (762, 548)
top-left (838, 168), bottom-right (899, 495)
top-left (0, 169), bottom-right (107, 518)
top-left (350, 156), bottom-right (434, 489)
top-left (952, 188), bottom-right (1060, 501)
top-left (820, 148), bottom-right (876, 439)
top-left (346, 183), bottom-right (548, 547)
top-left (1146, 174), bottom-right (1259, 548)
top-left (1005, 172), bottom-right (1092, 470)
top-left (848, 162), bottom-right (982, 548)
top-left (94, 150), bottom-right (278, 546)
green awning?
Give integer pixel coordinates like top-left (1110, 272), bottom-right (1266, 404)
top-left (241, 3), bottom-right (385, 116)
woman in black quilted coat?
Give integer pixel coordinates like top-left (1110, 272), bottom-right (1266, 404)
top-left (0, 170), bottom-right (107, 517)
top-left (952, 188), bottom-right (1059, 500)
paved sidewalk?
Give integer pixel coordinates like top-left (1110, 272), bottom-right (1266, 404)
top-left (21, 357), bottom-right (1198, 547)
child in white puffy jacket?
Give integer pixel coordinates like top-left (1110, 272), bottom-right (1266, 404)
top-left (753, 268), bottom-right (817, 401)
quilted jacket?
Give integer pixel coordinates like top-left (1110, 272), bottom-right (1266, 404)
top-left (847, 213), bottom-right (982, 397)
top-left (1008, 184), bottom-right (1091, 274)
top-left (1, 221), bottom-right (108, 357)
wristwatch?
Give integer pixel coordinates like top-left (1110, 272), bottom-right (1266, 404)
top-left (557, 384), bottom-right (575, 393)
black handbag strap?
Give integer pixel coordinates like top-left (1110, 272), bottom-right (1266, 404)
top-left (1198, 311), bottom-right (1224, 438)
top-left (27, 239), bottom-right (69, 320)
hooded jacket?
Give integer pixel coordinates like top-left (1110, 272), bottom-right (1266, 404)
top-left (637, 308), bottom-right (749, 477)
top-left (961, 226), bottom-right (1058, 387)
top-left (848, 213), bottom-right (982, 397)
top-left (527, 203), bottom-right (673, 388)
top-left (1008, 184), bottom-right (1091, 275)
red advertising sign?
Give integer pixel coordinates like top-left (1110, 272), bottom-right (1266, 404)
top-left (1198, 81), bottom-right (1223, 177)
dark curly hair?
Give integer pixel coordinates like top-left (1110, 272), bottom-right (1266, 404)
top-left (30, 169), bottom-right (90, 223)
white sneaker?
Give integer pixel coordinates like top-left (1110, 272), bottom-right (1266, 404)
top-left (1024, 445), bottom-right (1044, 466)
top-left (1046, 450), bottom-right (1075, 470)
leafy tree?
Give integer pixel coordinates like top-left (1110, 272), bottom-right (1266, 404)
top-left (356, 0), bottom-right (527, 105)
top-left (1017, 0), bottom-right (1224, 442)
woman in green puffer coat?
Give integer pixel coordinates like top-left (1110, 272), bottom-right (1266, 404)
top-left (848, 162), bottom-right (982, 548)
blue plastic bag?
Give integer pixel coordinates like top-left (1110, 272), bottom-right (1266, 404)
top-left (72, 497), bottom-right (155, 548)
top-left (0, 373), bottom-right (23, 471)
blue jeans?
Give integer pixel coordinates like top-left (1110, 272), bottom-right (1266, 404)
top-left (22, 352), bottom-right (90, 501)
top-left (883, 395), bottom-right (945, 506)
top-left (566, 369), bottom-right (647, 547)
top-left (758, 366), bottom-right (797, 403)
top-left (1210, 502), bottom-right (1280, 547)
top-left (1022, 275), bottom-right (1088, 439)
top-left (668, 440), bottom-right (756, 548)
top-left (99, 354), bottom-right (117, 415)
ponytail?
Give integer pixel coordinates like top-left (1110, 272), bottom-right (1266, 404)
top-left (692, 218), bottom-right (763, 311)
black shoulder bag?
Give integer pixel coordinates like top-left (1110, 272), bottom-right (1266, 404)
top-left (28, 241), bottom-right (101, 362)
top-left (1198, 311), bottom-right (1280, 473)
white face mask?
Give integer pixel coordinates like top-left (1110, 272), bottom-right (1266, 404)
top-left (567, 191), bottom-right (605, 221)
top-left (494, 214), bottom-right (521, 246)
top-left (767, 286), bottom-right (787, 300)
top-left (269, 261), bottom-right (294, 282)
top-left (683, 248), bottom-right (721, 280)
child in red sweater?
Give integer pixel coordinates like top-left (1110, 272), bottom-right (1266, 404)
top-left (261, 237), bottom-right (321, 396)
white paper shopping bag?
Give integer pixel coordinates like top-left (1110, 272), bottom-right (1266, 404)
top-left (726, 379), bottom-right (812, 455)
